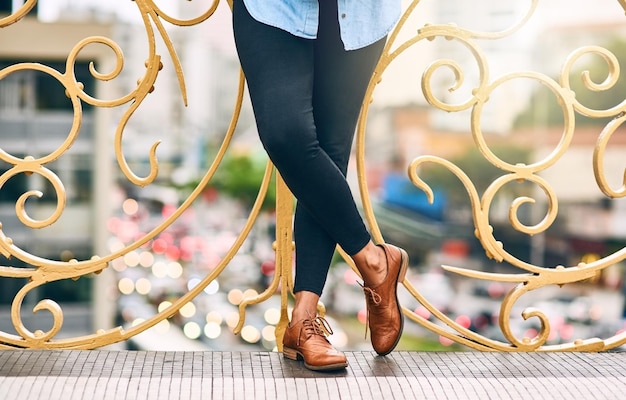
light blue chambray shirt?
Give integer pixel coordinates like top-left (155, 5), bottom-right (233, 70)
top-left (242, 0), bottom-right (402, 51)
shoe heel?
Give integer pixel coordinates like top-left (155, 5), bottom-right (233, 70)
top-left (398, 249), bottom-right (409, 282)
top-left (282, 347), bottom-right (299, 361)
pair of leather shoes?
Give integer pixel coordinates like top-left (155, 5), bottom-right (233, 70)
top-left (282, 315), bottom-right (348, 371)
top-left (361, 243), bottom-right (409, 356)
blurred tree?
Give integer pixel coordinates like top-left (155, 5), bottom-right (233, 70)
top-left (210, 153), bottom-right (276, 211)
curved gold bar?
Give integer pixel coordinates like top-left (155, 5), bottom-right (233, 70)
top-left (0, 0), bottom-right (624, 352)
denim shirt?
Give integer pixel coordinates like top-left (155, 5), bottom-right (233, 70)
top-left (242, 0), bottom-right (402, 51)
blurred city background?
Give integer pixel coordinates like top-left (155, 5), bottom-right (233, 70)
top-left (1, 0), bottom-right (625, 352)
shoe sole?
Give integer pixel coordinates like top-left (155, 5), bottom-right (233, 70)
top-left (283, 347), bottom-right (348, 371)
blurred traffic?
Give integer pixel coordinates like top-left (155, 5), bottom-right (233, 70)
top-left (108, 183), bottom-right (626, 352)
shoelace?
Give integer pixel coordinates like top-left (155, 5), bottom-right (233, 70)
top-left (297, 315), bottom-right (334, 346)
top-left (358, 281), bottom-right (382, 339)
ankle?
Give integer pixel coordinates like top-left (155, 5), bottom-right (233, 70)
top-left (354, 244), bottom-right (387, 287)
top-left (290, 311), bottom-right (315, 325)
top-left (291, 291), bottom-right (321, 324)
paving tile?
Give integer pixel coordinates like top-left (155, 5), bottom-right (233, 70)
top-left (0, 350), bottom-right (625, 399)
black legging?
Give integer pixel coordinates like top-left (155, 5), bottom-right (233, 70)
top-left (233, 0), bottom-right (386, 296)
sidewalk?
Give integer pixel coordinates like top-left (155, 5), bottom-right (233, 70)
top-left (0, 350), bottom-right (625, 399)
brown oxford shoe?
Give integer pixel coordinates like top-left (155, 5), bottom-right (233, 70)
top-left (282, 315), bottom-right (348, 371)
top-left (361, 243), bottom-right (408, 356)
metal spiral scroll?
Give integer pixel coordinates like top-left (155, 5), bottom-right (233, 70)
top-left (0, 0), bottom-right (625, 351)
top-left (357, 0), bottom-right (626, 351)
top-left (0, 0), bottom-right (242, 349)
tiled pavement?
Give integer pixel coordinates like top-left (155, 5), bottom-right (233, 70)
top-left (0, 350), bottom-right (625, 399)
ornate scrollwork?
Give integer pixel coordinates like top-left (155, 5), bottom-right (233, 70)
top-left (0, 0), bottom-right (625, 352)
top-left (0, 0), bottom-right (241, 349)
top-left (357, 0), bottom-right (626, 351)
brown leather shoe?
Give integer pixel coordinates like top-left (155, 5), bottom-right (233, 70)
top-left (361, 243), bottom-right (408, 356)
top-left (282, 315), bottom-right (348, 371)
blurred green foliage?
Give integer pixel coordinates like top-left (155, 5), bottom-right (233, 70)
top-left (210, 153), bottom-right (277, 210)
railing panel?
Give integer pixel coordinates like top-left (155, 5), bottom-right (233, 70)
top-left (0, 0), bottom-right (625, 351)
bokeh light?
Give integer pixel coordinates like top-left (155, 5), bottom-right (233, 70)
top-left (261, 325), bottom-right (276, 342)
top-left (204, 322), bottom-right (221, 339)
top-left (152, 261), bottom-right (168, 278)
top-left (415, 306), bottom-right (431, 320)
top-left (158, 301), bottom-right (173, 313)
top-left (112, 258), bottom-right (127, 272)
top-left (118, 278), bottom-right (134, 295)
top-left (183, 322), bottom-right (201, 340)
top-left (187, 278), bottom-right (201, 291)
top-left (179, 302), bottom-right (197, 318)
top-left (242, 289), bottom-right (259, 301)
top-left (439, 336), bottom-right (454, 346)
top-left (264, 308), bottom-right (280, 325)
top-left (122, 198), bottom-right (139, 215)
top-left (241, 325), bottom-right (261, 343)
top-left (357, 308), bottom-right (367, 324)
top-left (455, 315), bottom-right (471, 329)
top-left (167, 262), bottom-right (183, 279)
top-left (135, 278), bottom-right (152, 295)
top-left (226, 311), bottom-right (240, 329)
top-left (152, 238), bottom-right (168, 254)
top-left (228, 289), bottom-right (243, 305)
top-left (206, 311), bottom-right (223, 325)
top-left (131, 318), bottom-right (145, 327)
top-left (124, 251), bottom-right (140, 267)
top-left (205, 280), bottom-right (219, 295)
top-left (139, 251), bottom-right (155, 267)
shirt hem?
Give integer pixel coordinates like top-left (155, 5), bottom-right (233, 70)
top-left (342, 14), bottom-right (401, 51)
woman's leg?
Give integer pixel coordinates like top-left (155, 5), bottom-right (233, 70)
top-left (291, 0), bottom-right (387, 301)
top-left (233, 0), bottom-right (370, 262)
top-left (233, 0), bottom-right (407, 357)
top-left (232, 0), bottom-right (335, 328)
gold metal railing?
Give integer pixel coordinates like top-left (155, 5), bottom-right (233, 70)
top-left (0, 0), bottom-right (625, 351)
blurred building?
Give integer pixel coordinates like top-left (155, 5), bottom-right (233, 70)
top-left (0, 3), bottom-right (116, 332)
top-left (0, 0), bottom-right (254, 342)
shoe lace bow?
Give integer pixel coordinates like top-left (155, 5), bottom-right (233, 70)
top-left (298, 315), bottom-right (333, 345)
